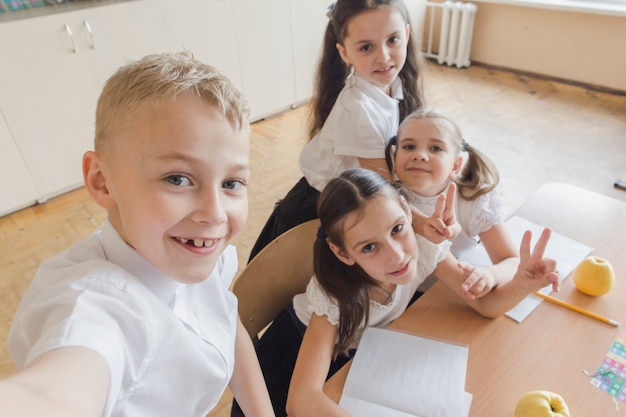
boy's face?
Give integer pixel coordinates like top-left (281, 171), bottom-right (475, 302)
top-left (86, 95), bottom-right (249, 284)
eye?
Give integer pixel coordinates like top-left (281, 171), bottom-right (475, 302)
top-left (430, 145), bottom-right (444, 152)
top-left (359, 43), bottom-right (373, 53)
top-left (388, 35), bottom-right (401, 45)
top-left (223, 179), bottom-right (246, 191)
top-left (391, 223), bottom-right (404, 235)
top-left (361, 242), bottom-right (376, 253)
top-left (165, 175), bottom-right (191, 186)
top-left (401, 143), bottom-right (416, 151)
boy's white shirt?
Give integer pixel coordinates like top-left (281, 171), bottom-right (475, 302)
top-left (8, 219), bottom-right (239, 417)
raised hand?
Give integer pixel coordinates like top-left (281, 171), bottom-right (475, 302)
top-left (422, 182), bottom-right (462, 243)
top-left (515, 228), bottom-right (560, 292)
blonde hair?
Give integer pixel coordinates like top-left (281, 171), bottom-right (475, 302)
top-left (392, 109), bottom-right (499, 200)
top-left (95, 51), bottom-right (249, 152)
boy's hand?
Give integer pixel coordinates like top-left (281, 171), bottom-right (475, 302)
top-left (422, 183), bottom-right (461, 244)
top-left (457, 262), bottom-right (497, 300)
top-left (515, 228), bottom-right (560, 292)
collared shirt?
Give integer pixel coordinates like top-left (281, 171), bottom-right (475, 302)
top-left (292, 235), bottom-right (449, 349)
top-left (299, 74), bottom-right (403, 191)
top-left (8, 219), bottom-right (239, 417)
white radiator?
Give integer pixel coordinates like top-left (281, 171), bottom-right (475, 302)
top-left (424, 1), bottom-right (477, 68)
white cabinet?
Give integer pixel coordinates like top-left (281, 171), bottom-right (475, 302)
top-left (0, 0), bottom-right (169, 207)
top-left (0, 111), bottom-right (39, 217)
top-left (290, 0), bottom-right (328, 104)
top-left (231, 0), bottom-right (296, 121)
top-left (160, 0), bottom-right (242, 90)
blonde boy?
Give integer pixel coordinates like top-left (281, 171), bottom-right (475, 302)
top-left (0, 52), bottom-right (274, 417)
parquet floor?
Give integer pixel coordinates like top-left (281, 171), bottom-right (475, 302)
top-left (1, 63), bottom-right (625, 416)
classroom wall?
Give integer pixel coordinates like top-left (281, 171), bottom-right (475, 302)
top-left (426, 1), bottom-right (626, 92)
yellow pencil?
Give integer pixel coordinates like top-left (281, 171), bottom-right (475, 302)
top-left (534, 292), bottom-right (620, 327)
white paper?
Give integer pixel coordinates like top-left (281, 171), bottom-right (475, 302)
top-left (456, 215), bottom-right (593, 322)
top-left (339, 327), bottom-right (471, 417)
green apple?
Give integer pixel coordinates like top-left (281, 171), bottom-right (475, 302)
top-left (514, 390), bottom-right (571, 417)
top-left (573, 256), bottom-right (615, 296)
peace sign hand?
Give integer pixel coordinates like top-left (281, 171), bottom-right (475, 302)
top-left (515, 228), bottom-right (560, 293)
top-left (422, 183), bottom-right (462, 244)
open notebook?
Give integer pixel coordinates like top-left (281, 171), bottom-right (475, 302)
top-left (339, 327), bottom-right (472, 417)
top-left (455, 215), bottom-right (593, 322)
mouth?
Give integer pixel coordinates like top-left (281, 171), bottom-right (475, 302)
top-left (389, 259), bottom-right (411, 276)
top-left (175, 237), bottom-right (219, 248)
top-left (375, 65), bottom-right (394, 74)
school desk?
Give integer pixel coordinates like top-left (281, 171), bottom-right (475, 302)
top-left (324, 182), bottom-right (626, 416)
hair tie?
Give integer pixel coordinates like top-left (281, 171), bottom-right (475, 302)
top-left (326, 2), bottom-right (336, 18)
top-left (389, 135), bottom-right (397, 146)
top-left (461, 139), bottom-right (470, 152)
top-left (317, 225), bottom-right (328, 240)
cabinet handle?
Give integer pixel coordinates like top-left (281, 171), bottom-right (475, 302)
top-left (84, 20), bottom-right (95, 49)
top-left (63, 23), bottom-right (77, 53)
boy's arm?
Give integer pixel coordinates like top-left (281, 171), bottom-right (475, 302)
top-left (0, 346), bottom-right (109, 417)
top-left (229, 318), bottom-right (275, 417)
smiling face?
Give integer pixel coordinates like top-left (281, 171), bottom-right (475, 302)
top-left (336, 5), bottom-right (410, 94)
top-left (330, 196), bottom-right (418, 291)
top-left (394, 117), bottom-right (463, 197)
top-left (84, 95), bottom-right (249, 284)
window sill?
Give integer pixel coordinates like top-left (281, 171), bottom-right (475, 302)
top-left (472, 0), bottom-right (626, 17)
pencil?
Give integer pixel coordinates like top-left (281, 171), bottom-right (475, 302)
top-left (534, 292), bottom-right (620, 327)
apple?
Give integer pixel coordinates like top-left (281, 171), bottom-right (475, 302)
top-left (572, 256), bottom-right (615, 296)
top-left (514, 390), bottom-right (571, 417)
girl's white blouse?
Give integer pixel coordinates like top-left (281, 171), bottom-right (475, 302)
top-left (292, 236), bottom-right (449, 348)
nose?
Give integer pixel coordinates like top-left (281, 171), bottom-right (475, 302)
top-left (192, 187), bottom-right (228, 225)
top-left (385, 239), bottom-right (404, 264)
top-left (376, 45), bottom-right (390, 64)
top-left (412, 149), bottom-right (428, 161)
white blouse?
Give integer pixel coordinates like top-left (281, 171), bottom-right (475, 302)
top-left (292, 235), bottom-right (450, 349)
top-left (8, 219), bottom-right (239, 417)
top-left (299, 73), bottom-right (403, 191)
top-left (402, 185), bottom-right (504, 258)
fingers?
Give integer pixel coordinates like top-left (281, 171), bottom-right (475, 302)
top-left (433, 192), bottom-right (446, 220)
top-left (531, 228), bottom-right (552, 259)
top-left (444, 183), bottom-right (457, 222)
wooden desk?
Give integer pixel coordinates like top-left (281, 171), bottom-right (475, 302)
top-left (324, 183), bottom-right (626, 416)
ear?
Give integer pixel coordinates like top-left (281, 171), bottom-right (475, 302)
top-left (336, 42), bottom-right (351, 66)
top-left (405, 23), bottom-right (410, 41)
top-left (450, 155), bottom-right (463, 178)
top-left (83, 151), bottom-right (116, 209)
top-left (328, 240), bottom-right (356, 266)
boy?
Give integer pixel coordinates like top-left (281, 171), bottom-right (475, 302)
top-left (0, 52), bottom-right (274, 417)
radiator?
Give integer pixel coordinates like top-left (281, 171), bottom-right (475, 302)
top-left (424, 1), bottom-right (477, 68)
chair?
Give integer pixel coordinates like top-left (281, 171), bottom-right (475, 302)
top-left (232, 219), bottom-right (320, 338)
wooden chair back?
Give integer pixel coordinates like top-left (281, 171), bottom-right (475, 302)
top-left (233, 219), bottom-right (320, 338)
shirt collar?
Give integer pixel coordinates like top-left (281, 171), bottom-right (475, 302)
top-left (352, 73), bottom-right (404, 102)
top-left (100, 219), bottom-right (181, 306)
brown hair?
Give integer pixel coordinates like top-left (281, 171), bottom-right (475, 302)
top-left (95, 51), bottom-right (249, 153)
top-left (308, 0), bottom-right (425, 139)
top-left (314, 168), bottom-right (408, 355)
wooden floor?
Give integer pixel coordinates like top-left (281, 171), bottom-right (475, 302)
top-left (1, 63), bottom-right (625, 416)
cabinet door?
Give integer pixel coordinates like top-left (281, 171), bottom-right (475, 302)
top-left (160, 0), bottom-right (242, 90)
top-left (0, 12), bottom-right (101, 201)
top-left (231, 0), bottom-right (296, 121)
top-left (0, 111), bottom-right (39, 217)
top-left (80, 0), bottom-right (171, 88)
top-left (290, 0), bottom-right (328, 104)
